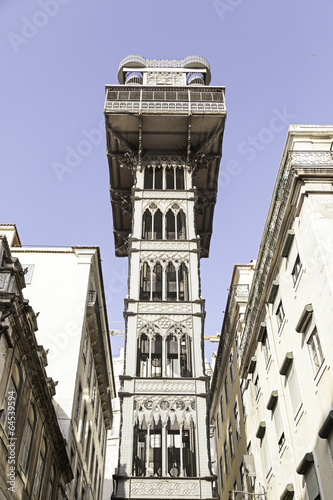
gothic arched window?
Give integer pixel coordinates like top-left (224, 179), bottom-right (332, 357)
top-left (166, 210), bottom-right (175, 240)
top-left (176, 167), bottom-right (185, 190)
top-left (152, 263), bottom-right (163, 301)
top-left (133, 417), bottom-right (147, 476)
top-left (137, 333), bottom-right (162, 378)
top-left (151, 334), bottom-right (162, 378)
top-left (182, 415), bottom-right (196, 477)
top-left (140, 262), bottom-right (151, 300)
top-left (142, 210), bottom-right (152, 239)
top-left (153, 210), bottom-right (162, 240)
top-left (166, 167), bottom-right (174, 190)
top-left (177, 210), bottom-right (186, 240)
top-left (178, 263), bottom-right (189, 301)
top-left (167, 416), bottom-right (180, 476)
top-left (180, 335), bottom-right (192, 377)
top-left (166, 335), bottom-right (179, 377)
top-left (166, 262), bottom-right (177, 301)
top-left (137, 334), bottom-right (149, 377)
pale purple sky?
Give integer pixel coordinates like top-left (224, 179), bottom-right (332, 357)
top-left (1, 0), bottom-right (333, 359)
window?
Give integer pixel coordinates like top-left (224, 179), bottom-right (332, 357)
top-left (307, 327), bottom-right (324, 376)
top-left (166, 262), bottom-right (177, 300)
top-left (140, 262), bottom-right (151, 300)
top-left (276, 301), bottom-right (285, 330)
top-left (178, 263), bottom-right (188, 301)
top-left (228, 423), bottom-right (234, 458)
top-left (133, 410), bottom-right (196, 478)
top-left (291, 254), bottom-right (302, 285)
top-left (254, 375), bottom-right (260, 400)
top-left (91, 376), bottom-right (96, 407)
top-left (85, 427), bottom-right (92, 462)
top-left (142, 209), bottom-right (163, 240)
top-left (297, 455), bottom-right (321, 500)
top-left (234, 400), bottom-right (240, 440)
top-left (229, 353), bottom-right (235, 384)
top-left (261, 433), bottom-right (272, 478)
top-left (224, 376), bottom-right (229, 405)
top-left (97, 474), bottom-right (102, 500)
top-left (33, 436), bottom-right (47, 499)
top-left (81, 406), bottom-right (87, 446)
top-left (239, 461), bottom-right (245, 496)
top-left (273, 402), bottom-right (285, 452)
top-left (166, 210), bottom-right (176, 240)
top-left (140, 262), bottom-right (163, 301)
top-left (75, 383), bottom-right (82, 421)
top-left (223, 440), bottom-right (229, 475)
top-left (262, 331), bottom-right (271, 368)
top-left (94, 459), bottom-right (98, 490)
top-left (90, 444), bottom-right (95, 479)
top-left (220, 394), bottom-right (225, 423)
top-left (219, 455), bottom-right (224, 490)
top-left (87, 354), bottom-right (93, 386)
top-left (152, 263), bottom-right (163, 301)
top-left (144, 166), bottom-right (184, 190)
top-left (47, 464), bottom-right (55, 500)
top-left (74, 467), bottom-right (81, 500)
top-left (216, 413), bottom-right (220, 439)
top-left (82, 329), bottom-right (88, 363)
top-left (177, 210), bottom-right (186, 240)
top-left (18, 402), bottom-right (36, 473)
top-left (137, 333), bottom-right (162, 378)
top-left (286, 362), bottom-right (302, 418)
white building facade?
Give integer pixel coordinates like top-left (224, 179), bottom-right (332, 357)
top-left (0, 225), bottom-right (116, 500)
top-left (104, 55), bottom-right (226, 499)
top-left (238, 126), bottom-right (333, 500)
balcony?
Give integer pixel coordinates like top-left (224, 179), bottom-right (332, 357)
top-left (105, 86), bottom-right (225, 115)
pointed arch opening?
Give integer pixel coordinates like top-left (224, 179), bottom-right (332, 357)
top-left (176, 167), bottom-right (185, 190)
top-left (178, 263), bottom-right (189, 301)
top-left (166, 262), bottom-right (177, 301)
top-left (142, 210), bottom-right (152, 239)
top-left (140, 262), bottom-right (151, 300)
top-left (166, 210), bottom-right (175, 240)
top-left (177, 210), bottom-right (186, 240)
top-left (153, 210), bottom-right (163, 240)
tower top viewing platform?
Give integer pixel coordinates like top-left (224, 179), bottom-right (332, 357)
top-left (104, 55), bottom-right (226, 258)
top-left (117, 54), bottom-right (212, 85)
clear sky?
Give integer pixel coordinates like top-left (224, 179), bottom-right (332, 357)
top-left (1, 0), bottom-right (333, 360)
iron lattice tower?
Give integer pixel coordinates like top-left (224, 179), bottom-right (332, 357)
top-left (104, 55), bottom-right (226, 500)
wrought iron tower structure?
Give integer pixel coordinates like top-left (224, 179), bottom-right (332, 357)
top-left (104, 55), bottom-right (226, 500)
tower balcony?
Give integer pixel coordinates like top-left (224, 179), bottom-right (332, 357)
top-left (105, 86), bottom-right (225, 116)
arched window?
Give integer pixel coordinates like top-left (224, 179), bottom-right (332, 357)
top-left (137, 333), bottom-right (162, 378)
top-left (133, 418), bottom-right (147, 476)
top-left (166, 335), bottom-right (179, 377)
top-left (166, 210), bottom-right (175, 240)
top-left (153, 210), bottom-right (163, 239)
top-left (152, 263), bottom-right (162, 301)
top-left (140, 263), bottom-right (151, 300)
top-left (151, 334), bottom-right (162, 378)
top-left (166, 333), bottom-right (192, 378)
top-left (177, 210), bottom-right (186, 240)
top-left (142, 210), bottom-right (152, 239)
top-left (178, 263), bottom-right (189, 301)
top-left (180, 335), bottom-right (192, 378)
top-left (137, 334), bottom-right (149, 377)
top-left (18, 402), bottom-right (36, 473)
top-left (182, 415), bottom-right (196, 477)
top-left (167, 416), bottom-right (180, 476)
top-left (166, 263), bottom-right (177, 301)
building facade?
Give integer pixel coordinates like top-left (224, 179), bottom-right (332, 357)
top-left (210, 264), bottom-right (254, 500)
top-left (0, 233), bottom-right (72, 499)
top-left (104, 55), bottom-right (226, 499)
top-left (1, 224), bottom-right (116, 500)
top-left (210, 125), bottom-right (333, 500)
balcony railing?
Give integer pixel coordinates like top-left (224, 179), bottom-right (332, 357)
top-left (105, 87), bottom-right (225, 115)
